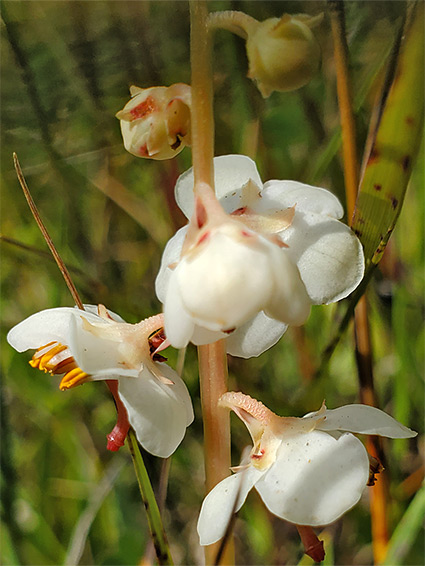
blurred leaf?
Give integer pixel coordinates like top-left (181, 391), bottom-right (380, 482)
top-left (318, 3), bottom-right (424, 371)
top-left (382, 485), bottom-right (425, 565)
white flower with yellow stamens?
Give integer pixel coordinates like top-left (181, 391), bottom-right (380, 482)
top-left (197, 392), bottom-right (417, 546)
top-left (7, 305), bottom-right (194, 458)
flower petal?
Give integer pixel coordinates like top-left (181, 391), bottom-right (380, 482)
top-left (175, 155), bottom-right (263, 218)
top-left (163, 267), bottom-right (195, 348)
top-left (7, 307), bottom-right (87, 352)
top-left (197, 467), bottom-right (264, 546)
top-left (225, 312), bottom-right (288, 358)
top-left (82, 304), bottom-right (126, 323)
top-left (175, 230), bottom-right (275, 331)
top-left (255, 430), bottom-right (369, 526)
top-left (259, 180), bottom-right (344, 218)
top-left (264, 247), bottom-right (311, 325)
top-left (318, 405), bottom-right (417, 439)
top-left (280, 214), bottom-right (364, 304)
top-left (67, 313), bottom-right (138, 377)
top-left (117, 364), bottom-right (193, 458)
top-left (155, 226), bottom-right (187, 303)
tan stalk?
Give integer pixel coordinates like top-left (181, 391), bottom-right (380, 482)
top-left (328, 2), bottom-right (389, 562)
top-left (13, 153), bottom-right (84, 310)
top-left (190, 3), bottom-right (233, 564)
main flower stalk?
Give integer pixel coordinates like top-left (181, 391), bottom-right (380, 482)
top-left (190, 2), bottom-right (233, 564)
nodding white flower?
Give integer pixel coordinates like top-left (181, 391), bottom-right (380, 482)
top-left (7, 305), bottom-right (194, 458)
top-left (197, 392), bottom-right (417, 546)
top-left (116, 84), bottom-right (191, 160)
top-left (155, 154), bottom-right (364, 357)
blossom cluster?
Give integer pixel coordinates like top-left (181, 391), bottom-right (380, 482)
top-left (6, 6), bottom-right (418, 562)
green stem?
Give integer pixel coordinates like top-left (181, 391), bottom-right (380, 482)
top-left (127, 430), bottom-right (173, 565)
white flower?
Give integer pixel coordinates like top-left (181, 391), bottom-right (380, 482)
top-left (155, 155), bottom-right (364, 357)
top-left (116, 84), bottom-right (191, 160)
top-left (197, 392), bottom-right (417, 546)
top-left (7, 305), bottom-right (194, 458)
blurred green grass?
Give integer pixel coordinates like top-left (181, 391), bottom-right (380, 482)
top-left (1, 1), bottom-right (423, 565)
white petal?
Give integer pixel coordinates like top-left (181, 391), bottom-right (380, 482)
top-left (155, 226), bottom-right (187, 303)
top-left (118, 365), bottom-right (193, 458)
top-left (318, 405), bottom-right (417, 439)
top-left (259, 181), bottom-right (344, 219)
top-left (82, 304), bottom-right (126, 323)
top-left (280, 214), bottom-right (365, 304)
top-left (163, 269), bottom-right (195, 348)
top-left (175, 155), bottom-right (263, 218)
top-left (264, 247), bottom-right (311, 326)
top-left (8, 307), bottom-right (85, 352)
top-left (191, 325), bottom-right (228, 346)
top-left (176, 230), bottom-right (275, 331)
top-left (197, 467), bottom-right (264, 546)
top-left (226, 312), bottom-right (288, 358)
top-left (66, 313), bottom-right (133, 375)
top-left (255, 430), bottom-right (369, 526)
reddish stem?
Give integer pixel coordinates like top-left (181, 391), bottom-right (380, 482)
top-left (105, 379), bottom-right (130, 451)
top-left (296, 525), bottom-right (325, 562)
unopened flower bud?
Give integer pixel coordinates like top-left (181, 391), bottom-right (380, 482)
top-left (209, 11), bottom-right (322, 98)
top-left (116, 84), bottom-right (192, 160)
top-left (246, 14), bottom-right (322, 97)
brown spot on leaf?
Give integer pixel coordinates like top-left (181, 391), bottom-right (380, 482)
top-left (402, 155), bottom-right (411, 171)
top-left (368, 147), bottom-right (379, 164)
top-left (405, 116), bottom-right (415, 126)
top-left (390, 196), bottom-right (398, 210)
top-left (353, 228), bottom-right (363, 237)
top-left (374, 184), bottom-right (382, 191)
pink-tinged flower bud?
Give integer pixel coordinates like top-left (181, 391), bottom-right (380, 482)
top-left (208, 11), bottom-right (322, 98)
top-left (116, 84), bottom-right (192, 160)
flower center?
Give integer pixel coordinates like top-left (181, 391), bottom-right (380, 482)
top-left (29, 341), bottom-right (89, 390)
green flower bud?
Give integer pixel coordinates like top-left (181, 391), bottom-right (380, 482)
top-left (246, 14), bottom-right (322, 97)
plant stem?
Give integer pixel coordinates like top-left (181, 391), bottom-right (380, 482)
top-left (328, 1), bottom-right (389, 561)
top-left (127, 430), bottom-right (174, 565)
top-left (190, 3), bottom-right (233, 564)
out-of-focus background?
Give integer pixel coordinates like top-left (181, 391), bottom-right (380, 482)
top-left (1, 2), bottom-right (423, 565)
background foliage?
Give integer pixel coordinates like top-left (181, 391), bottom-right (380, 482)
top-left (1, 1), bottom-right (423, 565)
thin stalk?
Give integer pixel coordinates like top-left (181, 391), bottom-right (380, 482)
top-left (328, 2), bottom-right (389, 561)
top-left (13, 153), bottom-right (84, 310)
top-left (127, 430), bottom-right (173, 566)
top-left (190, 5), bottom-right (233, 564)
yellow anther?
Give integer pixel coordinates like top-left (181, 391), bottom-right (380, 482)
top-left (29, 341), bottom-right (90, 390)
top-left (59, 368), bottom-right (89, 390)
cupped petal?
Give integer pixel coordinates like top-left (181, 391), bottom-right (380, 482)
top-left (225, 312), bottom-right (288, 358)
top-left (197, 467), bottom-right (264, 546)
top-left (163, 268), bottom-right (195, 349)
top-left (280, 214), bottom-right (364, 304)
top-left (117, 365), bottom-right (193, 458)
top-left (259, 180), bottom-right (344, 219)
top-left (8, 307), bottom-right (86, 352)
top-left (191, 325), bottom-right (228, 346)
top-left (175, 230), bottom-right (275, 331)
top-left (175, 155), bottom-right (263, 218)
top-left (318, 405), bottom-right (417, 439)
top-left (255, 430), bottom-right (369, 526)
top-left (155, 226), bottom-right (187, 303)
top-left (67, 313), bottom-right (138, 376)
top-left (264, 247), bottom-right (311, 326)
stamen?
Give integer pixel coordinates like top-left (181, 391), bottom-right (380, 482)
top-left (29, 341), bottom-right (89, 390)
top-left (59, 368), bottom-right (89, 390)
